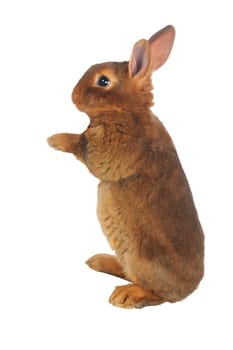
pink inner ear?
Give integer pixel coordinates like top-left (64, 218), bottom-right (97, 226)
top-left (131, 45), bottom-right (148, 77)
top-left (149, 26), bottom-right (175, 72)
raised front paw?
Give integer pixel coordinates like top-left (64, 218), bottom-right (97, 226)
top-left (47, 133), bottom-right (73, 152)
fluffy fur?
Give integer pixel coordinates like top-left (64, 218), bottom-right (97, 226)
top-left (47, 25), bottom-right (204, 308)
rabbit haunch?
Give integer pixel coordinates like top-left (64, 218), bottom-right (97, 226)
top-left (47, 25), bottom-right (204, 308)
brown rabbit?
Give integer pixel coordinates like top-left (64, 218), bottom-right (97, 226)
top-left (47, 25), bottom-right (204, 308)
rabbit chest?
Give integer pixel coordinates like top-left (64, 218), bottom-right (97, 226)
top-left (83, 115), bottom-right (148, 182)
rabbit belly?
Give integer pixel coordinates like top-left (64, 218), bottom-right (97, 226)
top-left (97, 179), bottom-right (204, 302)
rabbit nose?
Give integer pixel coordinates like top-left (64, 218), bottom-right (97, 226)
top-left (71, 88), bottom-right (76, 104)
top-left (71, 85), bottom-right (79, 104)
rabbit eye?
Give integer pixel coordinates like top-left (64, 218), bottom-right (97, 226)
top-left (97, 75), bottom-right (110, 87)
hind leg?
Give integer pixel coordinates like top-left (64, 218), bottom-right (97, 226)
top-left (86, 254), bottom-right (130, 281)
top-left (109, 284), bottom-right (166, 308)
top-left (86, 254), bottom-right (168, 308)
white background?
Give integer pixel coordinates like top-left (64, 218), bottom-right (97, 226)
top-left (0, 0), bottom-right (232, 349)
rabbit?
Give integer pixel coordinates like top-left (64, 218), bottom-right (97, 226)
top-left (47, 25), bottom-right (204, 308)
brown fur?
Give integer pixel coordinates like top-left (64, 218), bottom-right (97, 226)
top-left (47, 26), bottom-right (204, 308)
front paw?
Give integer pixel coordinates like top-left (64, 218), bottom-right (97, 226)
top-left (47, 133), bottom-right (71, 152)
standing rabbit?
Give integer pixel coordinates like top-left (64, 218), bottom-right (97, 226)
top-left (48, 25), bottom-right (204, 308)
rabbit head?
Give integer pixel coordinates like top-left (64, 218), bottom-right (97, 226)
top-left (72, 25), bottom-right (175, 116)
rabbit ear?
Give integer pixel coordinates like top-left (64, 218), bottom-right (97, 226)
top-left (129, 39), bottom-right (150, 78)
top-left (148, 25), bottom-right (175, 72)
top-left (129, 25), bottom-right (175, 78)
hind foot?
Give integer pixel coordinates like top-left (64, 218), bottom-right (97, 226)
top-left (109, 284), bottom-right (166, 309)
top-left (86, 254), bottom-right (129, 281)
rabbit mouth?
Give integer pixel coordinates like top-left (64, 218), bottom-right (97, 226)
top-left (71, 86), bottom-right (85, 112)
